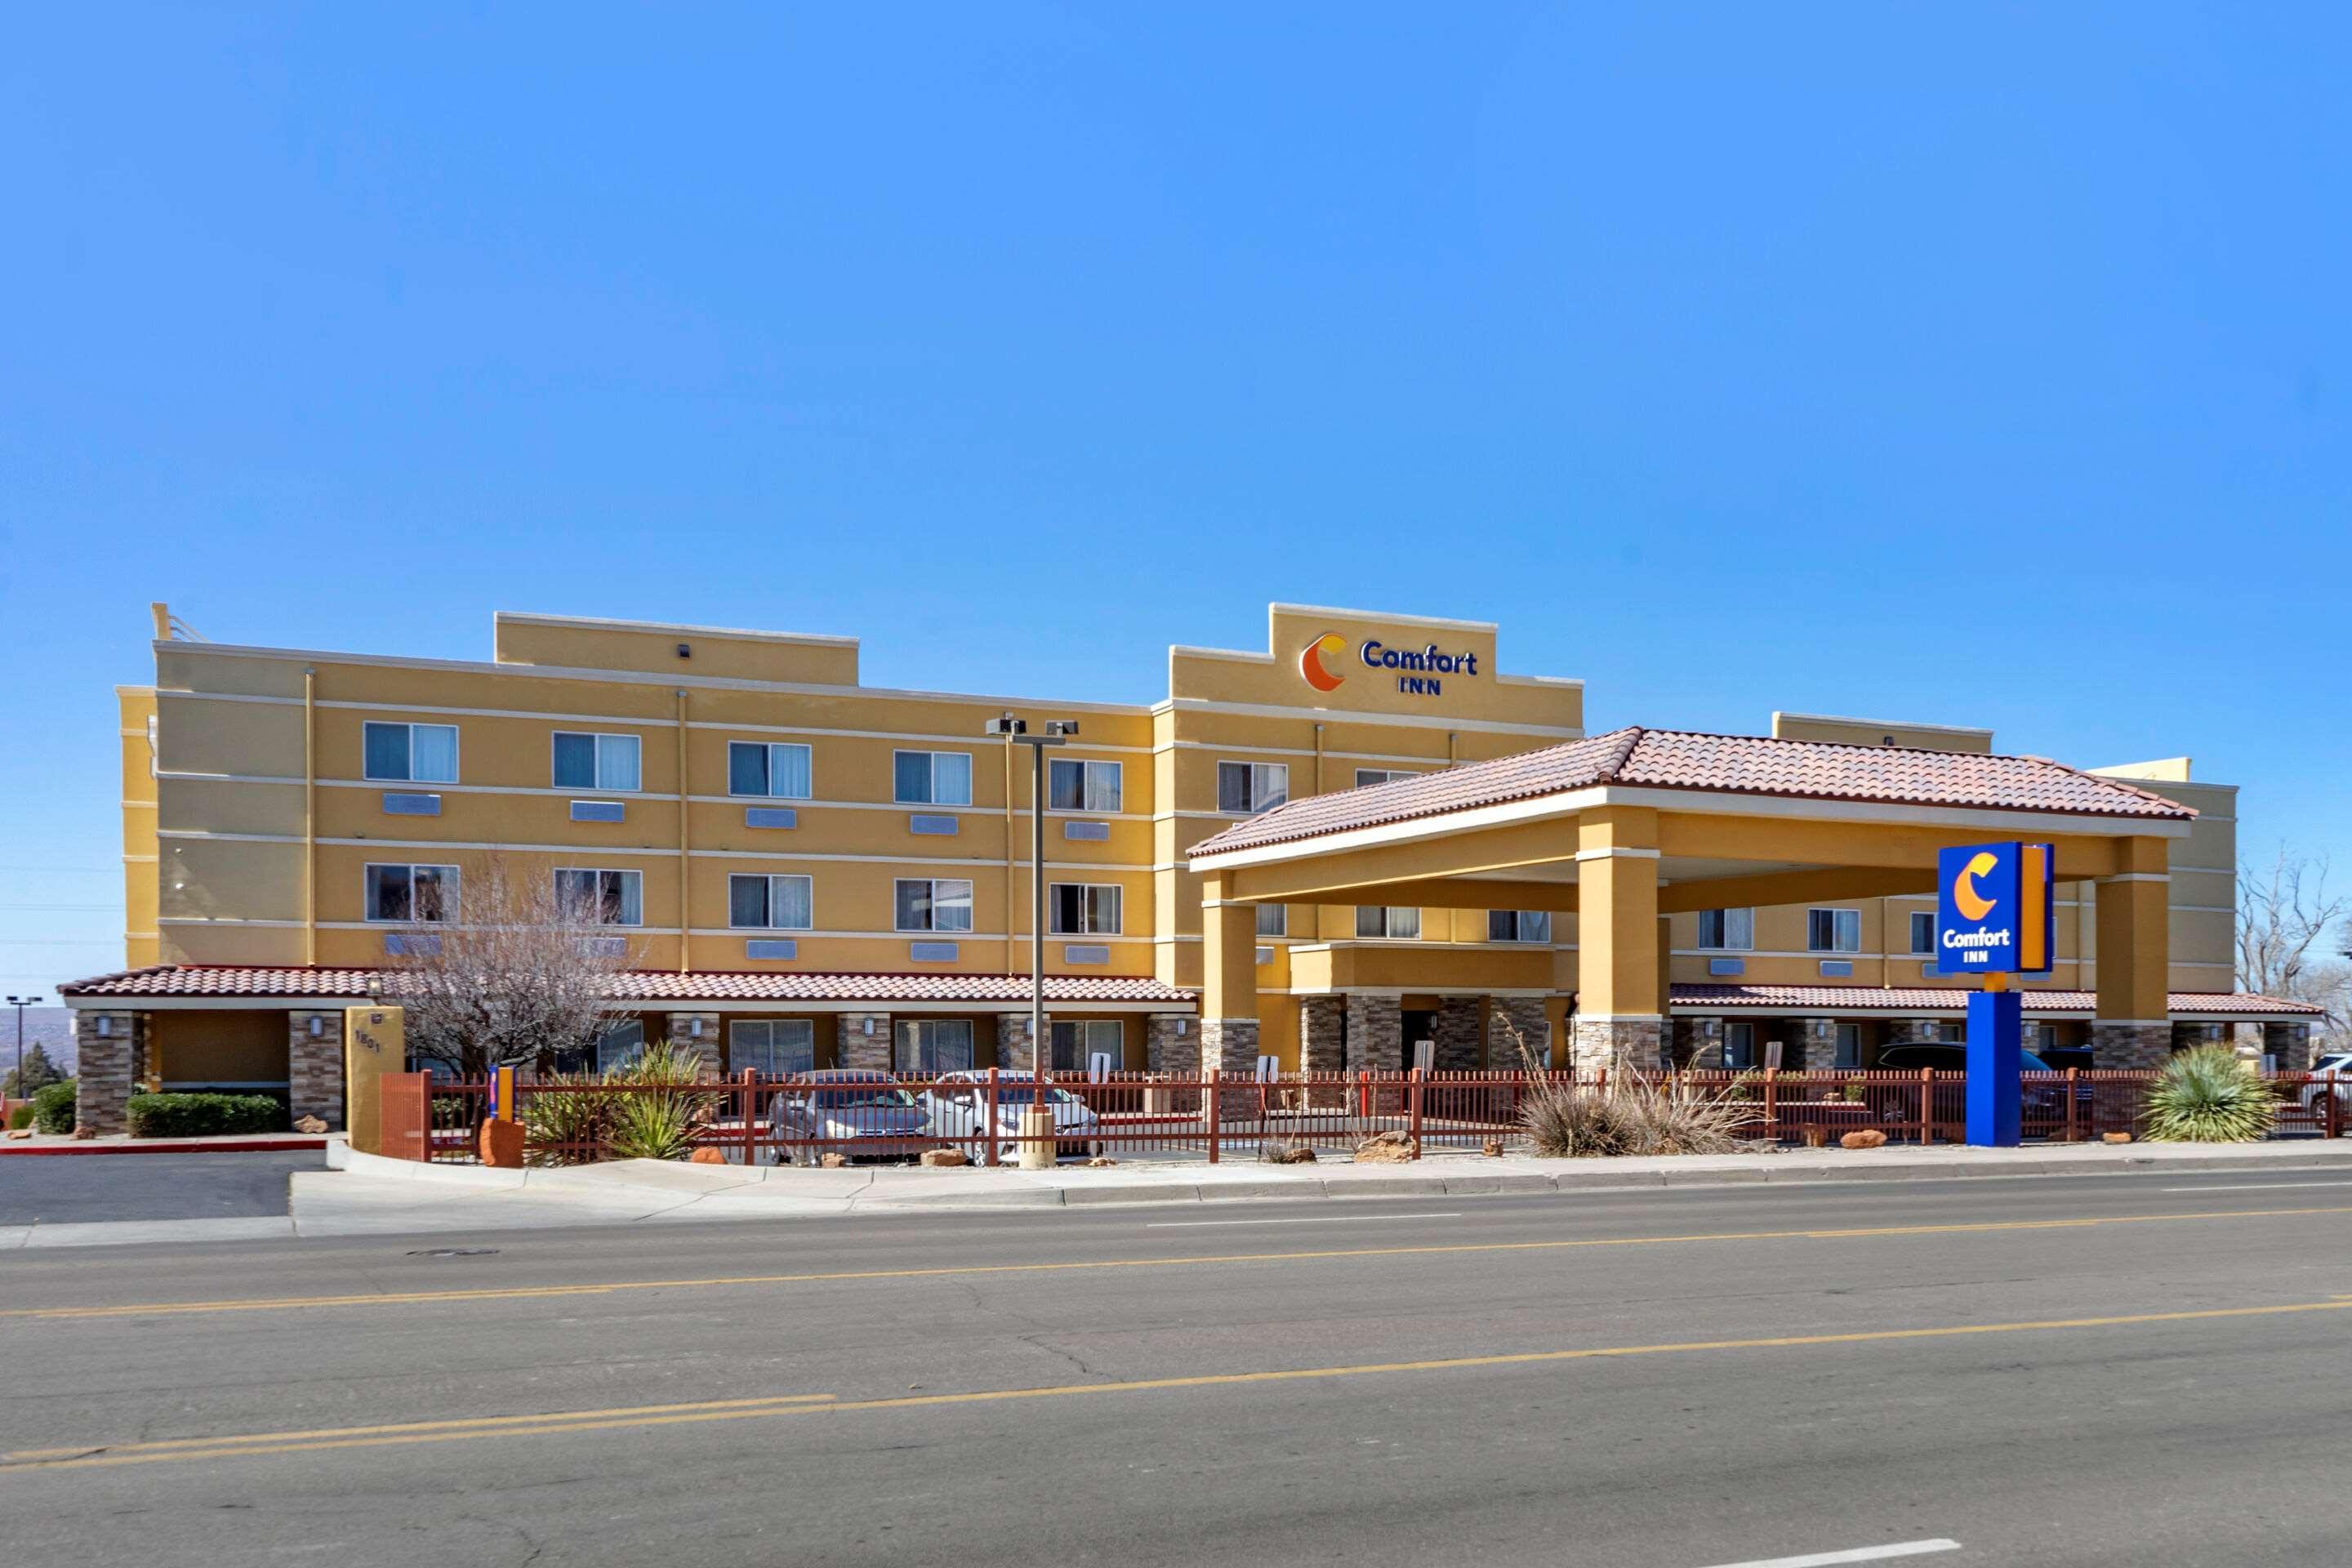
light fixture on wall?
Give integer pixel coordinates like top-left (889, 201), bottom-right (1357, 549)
top-left (96, 1017), bottom-right (113, 1038)
top-left (308, 1016), bottom-right (325, 1038)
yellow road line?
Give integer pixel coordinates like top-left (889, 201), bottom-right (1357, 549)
top-left (2, 1393), bottom-right (835, 1461)
top-left (8, 1297), bottom-right (2349, 1474)
top-left (7, 1204), bottom-right (2349, 1324)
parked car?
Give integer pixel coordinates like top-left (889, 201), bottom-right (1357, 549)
top-left (918, 1071), bottom-right (1101, 1161)
top-left (768, 1070), bottom-right (931, 1165)
top-left (1874, 1042), bottom-right (2092, 1125)
top-left (2298, 1052), bottom-right (2352, 1120)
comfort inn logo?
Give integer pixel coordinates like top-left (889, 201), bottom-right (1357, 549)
top-left (1299, 631), bottom-right (1480, 699)
top-left (1935, 841), bottom-right (2052, 975)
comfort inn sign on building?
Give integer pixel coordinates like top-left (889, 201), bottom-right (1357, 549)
top-left (1935, 841), bottom-right (2055, 976)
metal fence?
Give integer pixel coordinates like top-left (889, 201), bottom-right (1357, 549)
top-left (383, 1067), bottom-right (2350, 1167)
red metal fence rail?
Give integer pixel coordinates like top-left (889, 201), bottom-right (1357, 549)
top-left (390, 1067), bottom-right (2344, 1167)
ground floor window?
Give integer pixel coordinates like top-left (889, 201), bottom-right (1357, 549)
top-left (732, 1019), bottom-right (817, 1077)
top-left (595, 1018), bottom-right (645, 1074)
top-left (1834, 1022), bottom-right (1860, 1068)
top-left (895, 1019), bottom-right (974, 1075)
top-left (1723, 1021), bottom-right (1756, 1070)
top-left (1050, 1019), bottom-right (1123, 1072)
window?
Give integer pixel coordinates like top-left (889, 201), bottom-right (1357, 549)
top-left (364, 863), bottom-right (458, 924)
top-left (729, 874), bottom-right (813, 930)
top-left (1834, 1023), bottom-right (1861, 1068)
top-left (1356, 906), bottom-right (1422, 939)
top-left (595, 1019), bottom-right (645, 1074)
top-left (1050, 1020), bottom-right (1124, 1072)
top-left (363, 721), bottom-right (458, 783)
top-left (1255, 903), bottom-right (1287, 938)
top-left (1909, 911), bottom-right (1936, 956)
top-left (894, 1018), bottom-right (973, 1074)
top-left (1048, 759), bottom-right (1122, 813)
top-left (1723, 1021), bottom-right (1756, 1070)
top-left (552, 732), bottom-right (641, 792)
top-left (1807, 908), bottom-right (1862, 953)
top-left (1697, 908), bottom-right (1754, 951)
top-left (1048, 883), bottom-right (1122, 935)
top-left (1488, 910), bottom-right (1552, 943)
top-left (1216, 761), bottom-right (1289, 815)
top-left (732, 1019), bottom-right (815, 1077)
top-left (1355, 768), bottom-right (1416, 787)
top-left (729, 742), bottom-right (813, 800)
top-left (555, 868), bottom-right (643, 926)
top-left (894, 878), bottom-right (973, 933)
top-left (894, 751), bottom-right (973, 806)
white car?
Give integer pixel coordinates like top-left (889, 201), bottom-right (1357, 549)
top-left (919, 1071), bottom-right (1101, 1162)
top-left (2300, 1052), bottom-right (2352, 1120)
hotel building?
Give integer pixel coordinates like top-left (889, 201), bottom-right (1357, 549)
top-left (60, 602), bottom-right (2316, 1133)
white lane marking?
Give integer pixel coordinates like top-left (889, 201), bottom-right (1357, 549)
top-left (1144, 1213), bottom-right (1463, 1228)
top-left (1693, 1540), bottom-right (1961, 1568)
top-left (2158, 1180), bottom-right (2352, 1192)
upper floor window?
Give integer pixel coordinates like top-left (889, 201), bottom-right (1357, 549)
top-left (1217, 761), bottom-right (1288, 815)
top-left (1909, 911), bottom-right (1936, 956)
top-left (1048, 758), bottom-right (1122, 813)
top-left (1808, 908), bottom-right (1862, 953)
top-left (555, 867), bottom-right (643, 926)
top-left (365, 863), bottom-right (458, 924)
top-left (363, 721), bottom-right (458, 784)
top-left (553, 732), bottom-right (641, 793)
top-left (1356, 906), bottom-right (1421, 940)
top-left (1697, 908), bottom-right (1755, 951)
top-left (895, 751), bottom-right (973, 806)
top-left (894, 877), bottom-right (973, 933)
top-left (1049, 883), bottom-right (1122, 935)
top-left (729, 873), bottom-right (814, 930)
top-left (1488, 910), bottom-right (1552, 943)
top-left (729, 741), bottom-right (813, 800)
top-left (1355, 768), bottom-right (1416, 787)
top-left (1255, 903), bottom-right (1287, 938)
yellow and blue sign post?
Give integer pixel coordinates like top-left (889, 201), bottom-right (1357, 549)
top-left (1937, 842), bottom-right (2055, 1146)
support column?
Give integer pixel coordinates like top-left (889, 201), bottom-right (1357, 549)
top-left (1486, 997), bottom-right (1552, 1071)
top-left (1673, 1017), bottom-right (1724, 1070)
top-left (665, 1012), bottom-right (724, 1079)
top-left (1786, 1017), bottom-right (1837, 1071)
top-left (2263, 1021), bottom-right (2314, 1073)
top-left (995, 1013), bottom-right (1039, 1074)
top-left (287, 1009), bottom-right (345, 1129)
top-left (74, 1010), bottom-right (146, 1137)
top-left (838, 1012), bottom-right (892, 1072)
top-left (1298, 996), bottom-right (1344, 1075)
top-left (1571, 808), bottom-right (1664, 1071)
top-left (1345, 993), bottom-right (1404, 1073)
top-left (1145, 1013), bottom-right (1197, 1076)
top-left (1432, 997), bottom-right (1481, 1071)
top-left (2092, 841), bottom-right (2172, 1069)
top-left (1199, 877), bottom-right (1262, 1076)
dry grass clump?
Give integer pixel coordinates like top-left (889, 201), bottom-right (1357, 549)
top-left (1505, 1022), bottom-right (1756, 1159)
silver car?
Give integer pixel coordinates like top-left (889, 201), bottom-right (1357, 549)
top-left (919, 1071), bottom-right (1101, 1162)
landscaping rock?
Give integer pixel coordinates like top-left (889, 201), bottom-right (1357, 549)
top-left (920, 1147), bottom-right (969, 1168)
top-left (1481, 1137), bottom-right (1506, 1158)
top-left (70, 1125), bottom-right (96, 1141)
top-left (2103, 1131), bottom-right (2134, 1145)
top-left (688, 1147), bottom-right (728, 1165)
top-left (1267, 1143), bottom-right (1317, 1165)
top-left (1086, 1156), bottom-right (1117, 1168)
top-left (818, 1152), bottom-right (850, 1169)
top-left (4, 1128), bottom-right (32, 1140)
top-left (1352, 1130), bottom-right (1418, 1164)
top-left (1839, 1129), bottom-right (1888, 1150)
top-left (293, 1114), bottom-right (329, 1134)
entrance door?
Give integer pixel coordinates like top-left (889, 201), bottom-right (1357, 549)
top-left (1401, 1009), bottom-right (1437, 1073)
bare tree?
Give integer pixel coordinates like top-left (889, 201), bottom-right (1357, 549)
top-left (387, 853), bottom-right (642, 1076)
top-left (2238, 847), bottom-right (2352, 1044)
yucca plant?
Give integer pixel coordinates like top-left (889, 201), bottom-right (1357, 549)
top-left (520, 1072), bottom-right (611, 1165)
top-left (2142, 1045), bottom-right (2276, 1143)
top-left (604, 1040), bottom-right (718, 1161)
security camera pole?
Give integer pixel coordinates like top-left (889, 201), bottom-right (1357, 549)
top-left (986, 713), bottom-right (1076, 1169)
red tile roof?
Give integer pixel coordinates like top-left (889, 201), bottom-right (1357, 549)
top-left (1190, 726), bottom-right (2194, 858)
top-left (1668, 983), bottom-right (2322, 1018)
top-left (58, 966), bottom-right (1196, 1006)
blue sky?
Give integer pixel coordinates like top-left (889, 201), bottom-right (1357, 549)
top-left (4, 2), bottom-right (2346, 996)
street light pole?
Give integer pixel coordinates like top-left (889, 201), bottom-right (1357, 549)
top-left (6, 995), bottom-right (43, 1106)
top-left (982, 719), bottom-right (1077, 1104)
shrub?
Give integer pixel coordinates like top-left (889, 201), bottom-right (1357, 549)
top-left (8, 1103), bottom-right (33, 1130)
top-left (32, 1080), bottom-right (77, 1134)
top-left (521, 1040), bottom-right (716, 1165)
top-left (127, 1093), bottom-right (287, 1138)
top-left (2142, 1046), bottom-right (2276, 1143)
top-left (1503, 1022), bottom-right (1755, 1158)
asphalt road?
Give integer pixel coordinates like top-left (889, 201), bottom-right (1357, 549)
top-left (6, 1169), bottom-right (2352, 1567)
top-left (0, 1150), bottom-right (321, 1225)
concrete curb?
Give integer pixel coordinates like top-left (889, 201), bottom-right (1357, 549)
top-left (0, 1136), bottom-right (327, 1158)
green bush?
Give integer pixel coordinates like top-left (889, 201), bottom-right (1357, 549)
top-left (2142, 1046), bottom-right (2275, 1143)
top-left (520, 1040), bottom-right (717, 1165)
top-left (126, 1093), bottom-right (287, 1138)
top-left (32, 1080), bottom-right (77, 1134)
top-left (7, 1103), bottom-right (34, 1130)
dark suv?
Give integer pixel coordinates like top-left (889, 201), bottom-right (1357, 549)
top-left (1875, 1042), bottom-right (2090, 1126)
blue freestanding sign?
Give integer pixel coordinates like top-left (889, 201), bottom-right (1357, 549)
top-left (1937, 842), bottom-right (2056, 1147)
